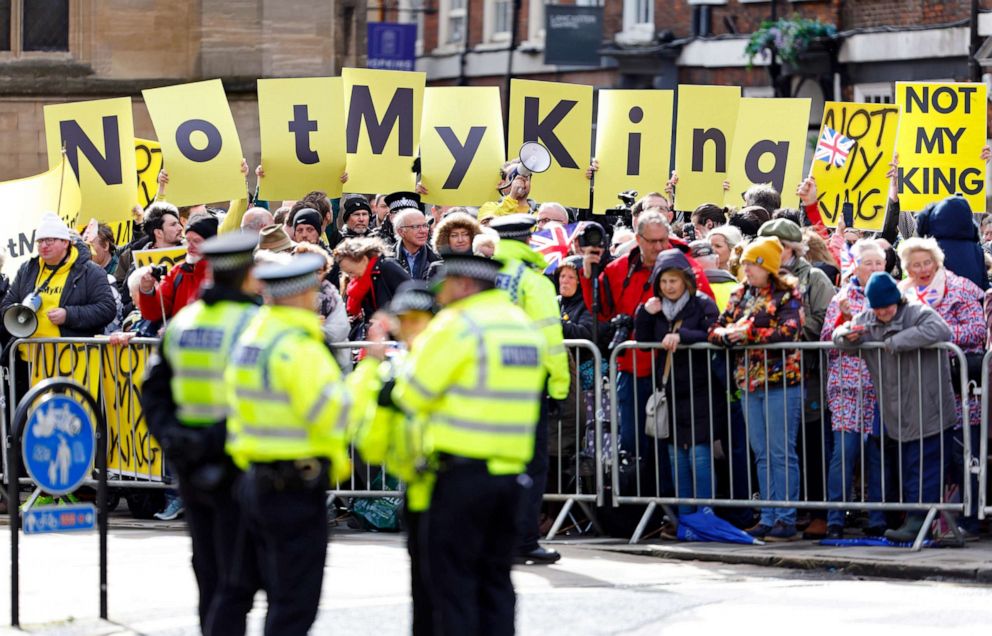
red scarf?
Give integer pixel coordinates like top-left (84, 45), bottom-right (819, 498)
top-left (345, 254), bottom-right (379, 317)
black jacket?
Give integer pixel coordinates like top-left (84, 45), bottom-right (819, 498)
top-left (634, 290), bottom-right (726, 447)
top-left (396, 243), bottom-right (442, 281)
top-left (363, 257), bottom-right (411, 318)
top-left (0, 241), bottom-right (117, 340)
top-left (559, 291), bottom-right (594, 341)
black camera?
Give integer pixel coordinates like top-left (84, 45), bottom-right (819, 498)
top-left (604, 189), bottom-right (637, 229)
top-left (607, 314), bottom-right (634, 351)
top-left (577, 221), bottom-right (606, 249)
top-left (150, 265), bottom-right (168, 281)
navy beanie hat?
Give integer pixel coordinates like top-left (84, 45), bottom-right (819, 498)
top-left (865, 271), bottom-right (902, 309)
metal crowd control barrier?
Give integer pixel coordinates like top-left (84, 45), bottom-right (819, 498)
top-left (3, 337), bottom-right (167, 492)
top-left (609, 341), bottom-right (975, 550)
top-left (544, 339), bottom-right (605, 539)
top-left (980, 349), bottom-right (991, 522)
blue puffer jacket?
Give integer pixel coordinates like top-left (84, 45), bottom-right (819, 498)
top-left (916, 195), bottom-right (989, 291)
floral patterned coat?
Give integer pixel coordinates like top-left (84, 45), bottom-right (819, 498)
top-left (708, 283), bottom-right (805, 392)
top-left (921, 270), bottom-right (985, 427)
top-left (821, 279), bottom-right (877, 434)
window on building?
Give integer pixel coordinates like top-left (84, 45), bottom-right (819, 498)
top-left (0, 0), bottom-right (11, 51)
top-left (0, 0), bottom-right (70, 55)
top-left (854, 83), bottom-right (894, 104)
top-left (623, 0), bottom-right (653, 31)
top-left (494, 0), bottom-right (512, 36)
top-left (398, 0), bottom-right (426, 55)
top-left (446, 0), bottom-right (467, 45)
top-left (23, 0), bottom-right (68, 51)
top-left (484, 0), bottom-right (513, 43)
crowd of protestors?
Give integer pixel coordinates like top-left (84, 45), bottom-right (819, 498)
top-left (0, 144), bottom-right (988, 545)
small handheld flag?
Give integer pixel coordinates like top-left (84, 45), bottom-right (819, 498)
top-left (815, 126), bottom-right (855, 168)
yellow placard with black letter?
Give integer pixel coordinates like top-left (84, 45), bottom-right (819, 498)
top-left (133, 246), bottom-right (187, 269)
top-left (420, 87), bottom-right (506, 207)
top-left (674, 85), bottom-right (741, 212)
top-left (135, 137), bottom-right (162, 209)
top-left (593, 90), bottom-right (673, 214)
top-left (896, 82), bottom-right (987, 212)
top-left (724, 98), bottom-right (811, 209)
top-left (258, 77), bottom-right (347, 201)
top-left (343, 68), bottom-right (425, 194)
top-left (508, 79), bottom-right (593, 208)
top-left (813, 102), bottom-right (900, 229)
top-left (142, 79), bottom-right (246, 207)
top-left (44, 97), bottom-right (137, 223)
top-left (0, 158), bottom-right (81, 278)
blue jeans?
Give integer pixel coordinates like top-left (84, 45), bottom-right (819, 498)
top-left (745, 384), bottom-right (802, 526)
top-left (668, 443), bottom-right (713, 515)
top-left (900, 429), bottom-right (951, 506)
top-left (826, 430), bottom-right (885, 529)
top-left (617, 371), bottom-right (653, 456)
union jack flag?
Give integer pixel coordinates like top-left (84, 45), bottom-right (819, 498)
top-left (529, 222), bottom-right (579, 275)
top-left (815, 126), bottom-right (855, 168)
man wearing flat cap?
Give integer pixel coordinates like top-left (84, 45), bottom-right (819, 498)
top-left (142, 231), bottom-right (262, 635)
top-left (224, 252), bottom-right (359, 635)
top-left (376, 253), bottom-right (547, 635)
top-left (490, 212), bottom-right (570, 565)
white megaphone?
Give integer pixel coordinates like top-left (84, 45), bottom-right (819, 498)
top-left (516, 141), bottom-right (552, 177)
top-left (3, 293), bottom-right (41, 338)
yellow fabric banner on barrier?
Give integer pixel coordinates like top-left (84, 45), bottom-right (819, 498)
top-left (0, 158), bottom-right (81, 277)
top-left (27, 341), bottom-right (101, 396)
top-left (258, 77), bottom-right (347, 201)
top-left (812, 102), bottom-right (900, 230)
top-left (593, 90), bottom-right (674, 214)
top-left (44, 97), bottom-right (137, 224)
top-left (343, 68), bottom-right (425, 194)
top-left (142, 79), bottom-right (246, 207)
top-left (508, 79), bottom-right (593, 208)
top-left (420, 87), bottom-right (506, 207)
top-left (135, 137), bottom-right (162, 209)
top-left (101, 344), bottom-right (164, 480)
top-left (896, 82), bottom-right (987, 212)
top-left (133, 246), bottom-right (187, 269)
top-left (674, 85), bottom-right (741, 212)
top-left (724, 97), bottom-right (811, 209)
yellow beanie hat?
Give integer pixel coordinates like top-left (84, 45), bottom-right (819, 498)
top-left (741, 236), bottom-right (783, 276)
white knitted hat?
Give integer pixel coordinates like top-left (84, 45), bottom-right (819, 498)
top-left (36, 212), bottom-right (70, 241)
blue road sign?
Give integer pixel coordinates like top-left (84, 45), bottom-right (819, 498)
top-left (367, 22), bottom-right (417, 72)
top-left (22, 503), bottom-right (97, 535)
top-left (22, 395), bottom-right (94, 495)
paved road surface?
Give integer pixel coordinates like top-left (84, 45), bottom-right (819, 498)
top-left (0, 528), bottom-right (990, 634)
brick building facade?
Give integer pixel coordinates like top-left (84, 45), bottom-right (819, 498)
top-left (377, 1), bottom-right (992, 113)
top-left (0, 0), bottom-right (366, 181)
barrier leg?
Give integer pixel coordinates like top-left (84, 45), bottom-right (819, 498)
top-left (911, 507), bottom-right (939, 552)
top-left (628, 501), bottom-right (656, 545)
top-left (546, 498), bottom-right (575, 540)
top-left (574, 500), bottom-right (603, 536)
top-left (937, 510), bottom-right (965, 547)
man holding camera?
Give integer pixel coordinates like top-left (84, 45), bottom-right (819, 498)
top-left (138, 213), bottom-right (219, 323)
top-left (579, 210), bottom-right (713, 460)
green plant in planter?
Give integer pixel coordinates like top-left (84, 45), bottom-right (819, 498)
top-left (744, 15), bottom-right (837, 67)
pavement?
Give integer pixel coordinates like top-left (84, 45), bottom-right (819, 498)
top-left (2, 524), bottom-right (992, 635)
top-left (3, 509), bottom-right (992, 585)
